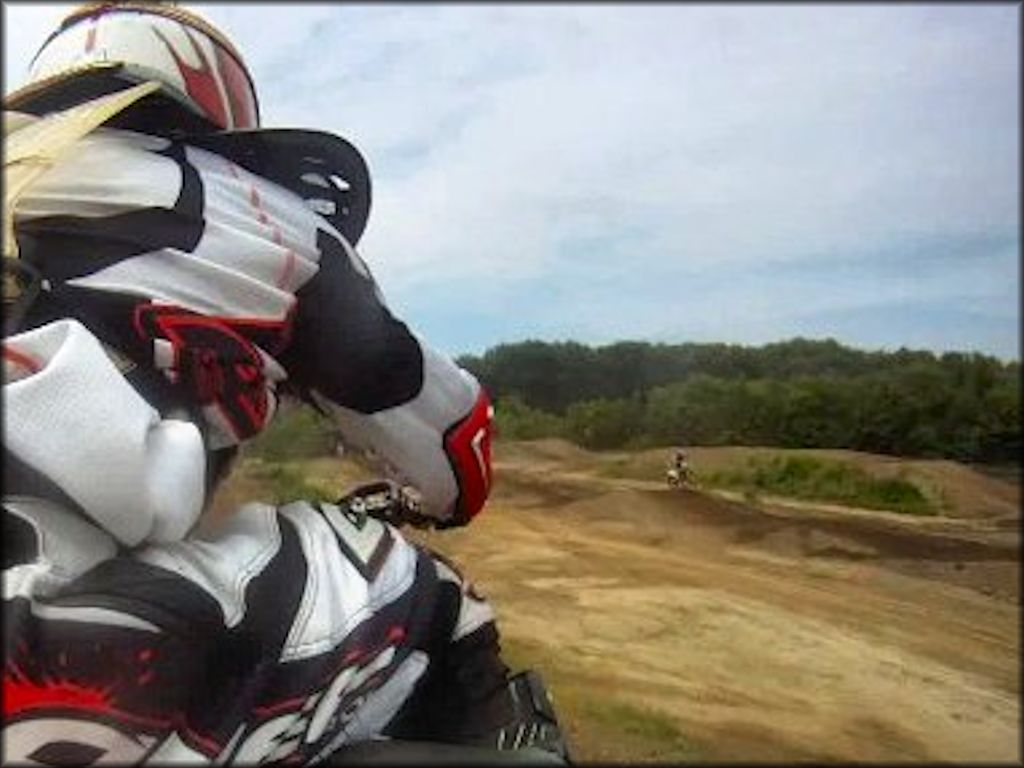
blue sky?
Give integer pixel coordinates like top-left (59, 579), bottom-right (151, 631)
top-left (4, 3), bottom-right (1020, 360)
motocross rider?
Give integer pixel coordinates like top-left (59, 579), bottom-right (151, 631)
top-left (3, 3), bottom-right (567, 763)
top-left (672, 450), bottom-right (689, 474)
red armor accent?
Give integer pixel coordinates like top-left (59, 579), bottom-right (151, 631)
top-left (443, 389), bottom-right (494, 525)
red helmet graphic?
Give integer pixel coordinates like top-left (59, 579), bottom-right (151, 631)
top-left (7, 2), bottom-right (260, 132)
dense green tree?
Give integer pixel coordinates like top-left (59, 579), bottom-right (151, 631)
top-left (565, 398), bottom-right (645, 450)
top-left (493, 394), bottom-right (566, 440)
top-left (459, 337), bottom-right (1020, 463)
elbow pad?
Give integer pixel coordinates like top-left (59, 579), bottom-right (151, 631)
top-left (440, 386), bottom-right (494, 528)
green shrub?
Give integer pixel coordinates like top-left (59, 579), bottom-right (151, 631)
top-left (495, 394), bottom-right (566, 440)
top-left (246, 405), bottom-right (338, 462)
top-left (565, 398), bottom-right (645, 450)
top-left (248, 462), bottom-right (334, 505)
top-left (702, 455), bottom-right (936, 515)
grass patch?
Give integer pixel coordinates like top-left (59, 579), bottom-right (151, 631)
top-left (246, 405), bottom-right (337, 462)
top-left (499, 635), bottom-right (700, 762)
top-left (579, 700), bottom-right (697, 759)
top-left (245, 461), bottom-right (336, 505)
top-left (700, 455), bottom-right (937, 515)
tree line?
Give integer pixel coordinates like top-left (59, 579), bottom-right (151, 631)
top-left (457, 338), bottom-right (1020, 463)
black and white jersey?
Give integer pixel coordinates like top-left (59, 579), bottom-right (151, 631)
top-left (9, 119), bottom-right (492, 527)
top-left (1, 100), bottom-right (571, 766)
top-left (3, 492), bottom-right (509, 765)
top-left (1, 319), bottom-right (565, 765)
top-left (1, 312), bottom-right (503, 763)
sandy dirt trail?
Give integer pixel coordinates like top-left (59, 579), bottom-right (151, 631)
top-left (415, 445), bottom-right (1021, 762)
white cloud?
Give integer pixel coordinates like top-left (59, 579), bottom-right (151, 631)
top-left (3, 3), bottom-right (1018, 357)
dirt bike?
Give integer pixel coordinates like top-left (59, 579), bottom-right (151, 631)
top-left (330, 485), bottom-right (572, 766)
top-left (666, 466), bottom-right (693, 489)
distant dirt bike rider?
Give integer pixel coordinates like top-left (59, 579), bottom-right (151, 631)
top-left (3, 3), bottom-right (568, 763)
top-left (667, 449), bottom-right (692, 488)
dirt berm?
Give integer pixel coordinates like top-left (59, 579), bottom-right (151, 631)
top-left (412, 440), bottom-right (1021, 762)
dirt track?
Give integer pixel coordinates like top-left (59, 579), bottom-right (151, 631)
top-left (415, 441), bottom-right (1021, 762)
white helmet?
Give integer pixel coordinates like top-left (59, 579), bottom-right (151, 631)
top-left (6, 2), bottom-right (259, 133)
